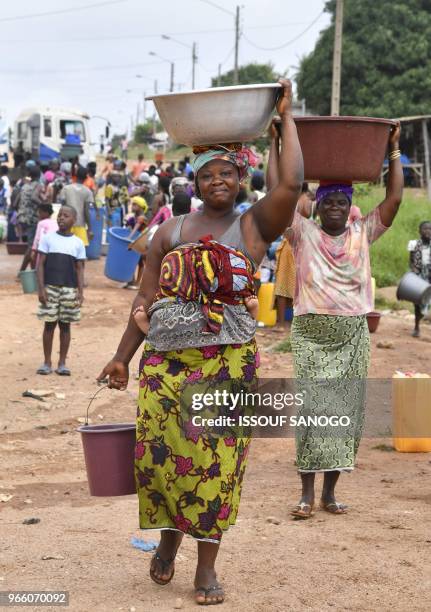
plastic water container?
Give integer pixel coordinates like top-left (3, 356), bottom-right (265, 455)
top-left (20, 269), bottom-right (38, 294)
top-left (257, 283), bottom-right (277, 326)
top-left (106, 207), bottom-right (122, 243)
top-left (392, 377), bottom-right (431, 452)
top-left (104, 227), bottom-right (140, 283)
top-left (285, 307), bottom-right (293, 321)
top-left (86, 207), bottom-right (105, 260)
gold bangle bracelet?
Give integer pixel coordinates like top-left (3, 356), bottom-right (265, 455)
top-left (389, 153), bottom-right (401, 161)
top-left (389, 149), bottom-right (401, 157)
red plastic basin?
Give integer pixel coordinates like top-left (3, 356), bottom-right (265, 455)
top-left (278, 116), bottom-right (397, 183)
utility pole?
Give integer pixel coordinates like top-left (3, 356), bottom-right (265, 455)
top-left (233, 5), bottom-right (240, 85)
top-left (170, 63), bottom-right (174, 92)
top-left (331, 0), bottom-right (344, 115)
top-left (143, 92), bottom-right (146, 123)
top-left (422, 119), bottom-right (431, 200)
top-left (136, 103), bottom-right (140, 127)
top-left (152, 80), bottom-right (158, 136)
top-left (192, 42), bottom-right (197, 89)
top-left (217, 63), bottom-right (222, 87)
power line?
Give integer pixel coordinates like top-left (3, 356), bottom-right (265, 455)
top-left (0, 0), bottom-right (127, 23)
top-left (198, 0), bottom-right (235, 17)
top-left (0, 58), bottom-right (189, 76)
top-left (220, 45), bottom-right (236, 67)
top-left (0, 22), bottom-right (325, 44)
top-left (243, 10), bottom-right (324, 51)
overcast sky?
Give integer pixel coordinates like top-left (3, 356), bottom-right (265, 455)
top-left (0, 0), bottom-right (330, 138)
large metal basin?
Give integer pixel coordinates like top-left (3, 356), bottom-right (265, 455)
top-left (146, 83), bottom-right (281, 146)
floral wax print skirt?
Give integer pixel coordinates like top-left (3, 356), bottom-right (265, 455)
top-left (136, 339), bottom-right (259, 543)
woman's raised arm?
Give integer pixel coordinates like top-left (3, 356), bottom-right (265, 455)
top-left (376, 122), bottom-right (404, 227)
top-left (266, 120), bottom-right (280, 192)
top-left (249, 79), bottom-right (304, 244)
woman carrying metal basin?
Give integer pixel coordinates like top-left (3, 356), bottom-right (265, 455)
top-left (98, 79), bottom-right (303, 606)
top-left (268, 120), bottom-right (404, 519)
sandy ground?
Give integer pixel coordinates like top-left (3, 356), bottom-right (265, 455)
top-left (1, 244), bottom-right (431, 612)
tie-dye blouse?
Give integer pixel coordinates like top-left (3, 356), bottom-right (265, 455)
top-left (288, 207), bottom-right (388, 316)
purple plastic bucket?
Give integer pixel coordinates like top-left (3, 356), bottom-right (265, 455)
top-left (77, 423), bottom-right (136, 496)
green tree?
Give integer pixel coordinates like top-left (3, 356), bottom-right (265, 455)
top-left (111, 133), bottom-right (126, 151)
top-left (211, 62), bottom-right (282, 87)
top-left (134, 120), bottom-right (164, 143)
top-left (296, 0), bottom-right (431, 117)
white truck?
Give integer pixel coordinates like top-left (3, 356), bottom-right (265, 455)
top-left (12, 107), bottom-right (96, 166)
top-left (0, 116), bottom-right (8, 163)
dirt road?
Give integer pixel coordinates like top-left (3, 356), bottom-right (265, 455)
top-left (1, 246), bottom-right (431, 612)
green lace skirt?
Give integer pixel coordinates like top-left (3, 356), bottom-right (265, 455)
top-left (291, 314), bottom-right (370, 473)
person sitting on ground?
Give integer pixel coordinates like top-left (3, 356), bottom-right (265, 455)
top-left (58, 166), bottom-right (94, 246)
top-left (408, 220), bottom-right (431, 337)
top-left (36, 205), bottom-right (85, 376)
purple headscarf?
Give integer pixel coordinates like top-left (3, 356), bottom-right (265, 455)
top-left (316, 183), bottom-right (354, 205)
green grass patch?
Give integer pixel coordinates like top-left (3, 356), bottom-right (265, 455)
top-left (272, 336), bottom-right (292, 353)
top-left (355, 187), bottom-right (431, 287)
top-left (374, 295), bottom-right (413, 312)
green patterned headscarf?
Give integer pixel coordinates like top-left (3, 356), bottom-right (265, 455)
top-left (192, 144), bottom-right (258, 181)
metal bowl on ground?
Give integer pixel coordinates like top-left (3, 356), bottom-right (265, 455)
top-left (275, 116), bottom-right (396, 182)
top-left (146, 83), bottom-right (281, 146)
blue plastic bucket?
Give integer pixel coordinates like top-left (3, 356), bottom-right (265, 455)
top-left (104, 227), bottom-right (140, 282)
top-left (86, 207), bottom-right (105, 260)
top-left (285, 307), bottom-right (293, 321)
top-left (106, 207), bottom-right (122, 243)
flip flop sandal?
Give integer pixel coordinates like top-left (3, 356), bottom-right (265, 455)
top-left (149, 551), bottom-right (176, 586)
top-left (291, 502), bottom-right (314, 519)
top-left (320, 501), bottom-right (348, 514)
top-left (36, 364), bottom-right (52, 375)
top-left (55, 365), bottom-right (71, 376)
top-left (195, 585), bottom-right (225, 606)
